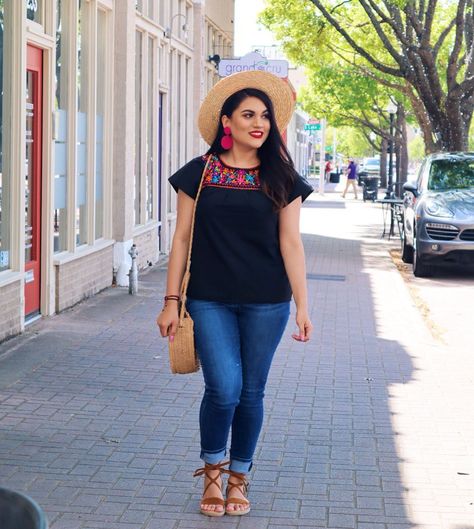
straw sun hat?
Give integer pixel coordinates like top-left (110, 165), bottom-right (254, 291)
top-left (198, 70), bottom-right (295, 146)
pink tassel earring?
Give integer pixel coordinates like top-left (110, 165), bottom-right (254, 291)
top-left (220, 127), bottom-right (233, 150)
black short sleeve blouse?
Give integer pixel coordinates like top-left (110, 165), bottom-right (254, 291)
top-left (169, 154), bottom-right (313, 304)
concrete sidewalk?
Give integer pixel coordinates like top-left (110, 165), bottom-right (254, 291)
top-left (1, 193), bottom-right (473, 529)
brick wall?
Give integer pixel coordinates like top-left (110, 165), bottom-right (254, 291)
top-left (55, 246), bottom-right (113, 313)
top-left (134, 228), bottom-right (159, 270)
top-left (0, 281), bottom-right (22, 342)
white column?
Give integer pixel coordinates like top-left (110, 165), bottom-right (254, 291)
top-left (193, 0), bottom-right (205, 156)
top-left (112, 0), bottom-right (136, 285)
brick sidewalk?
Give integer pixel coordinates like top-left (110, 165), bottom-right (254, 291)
top-left (0, 194), bottom-right (473, 529)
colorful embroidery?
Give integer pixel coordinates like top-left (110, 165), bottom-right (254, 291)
top-left (201, 154), bottom-right (261, 190)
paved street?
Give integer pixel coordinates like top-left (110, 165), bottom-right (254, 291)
top-left (1, 188), bottom-right (474, 529)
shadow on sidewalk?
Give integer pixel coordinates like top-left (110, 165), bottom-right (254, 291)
top-left (255, 227), bottom-right (417, 527)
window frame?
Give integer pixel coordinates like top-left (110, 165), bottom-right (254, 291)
top-left (53, 0), bottom-right (113, 256)
top-left (134, 16), bottom-right (166, 229)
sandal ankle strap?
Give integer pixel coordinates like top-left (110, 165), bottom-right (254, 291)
top-left (193, 460), bottom-right (230, 478)
top-left (226, 469), bottom-right (249, 496)
top-left (193, 460), bottom-right (230, 498)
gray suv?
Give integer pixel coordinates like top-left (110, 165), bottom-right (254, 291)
top-left (402, 152), bottom-right (474, 277)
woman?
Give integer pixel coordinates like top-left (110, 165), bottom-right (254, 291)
top-left (157, 71), bottom-right (313, 517)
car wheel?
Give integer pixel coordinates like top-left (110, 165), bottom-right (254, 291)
top-left (412, 234), bottom-right (431, 277)
top-left (401, 231), bottom-right (413, 264)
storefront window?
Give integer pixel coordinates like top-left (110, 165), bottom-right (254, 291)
top-left (76, 0), bottom-right (88, 246)
top-left (136, 0), bottom-right (156, 19)
top-left (177, 53), bottom-right (181, 164)
top-left (0, 0), bottom-right (11, 271)
top-left (146, 37), bottom-right (154, 221)
top-left (95, 9), bottom-right (106, 239)
top-left (159, 1), bottom-right (166, 26)
top-left (185, 56), bottom-right (190, 158)
top-left (148, 0), bottom-right (155, 19)
top-left (26, 0), bottom-right (43, 25)
top-left (134, 30), bottom-right (142, 225)
top-left (54, 0), bottom-right (68, 252)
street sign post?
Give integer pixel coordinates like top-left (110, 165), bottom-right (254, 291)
top-left (319, 119), bottom-right (326, 195)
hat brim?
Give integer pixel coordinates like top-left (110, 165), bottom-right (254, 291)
top-left (198, 71), bottom-right (295, 146)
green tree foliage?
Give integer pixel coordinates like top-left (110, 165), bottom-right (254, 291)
top-left (408, 135), bottom-right (425, 162)
top-left (261, 0), bottom-right (474, 153)
top-left (335, 126), bottom-right (373, 158)
top-left (260, 0), bottom-right (412, 160)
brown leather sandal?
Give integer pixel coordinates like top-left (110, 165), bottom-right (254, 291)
top-left (193, 461), bottom-right (229, 517)
top-left (225, 469), bottom-right (251, 516)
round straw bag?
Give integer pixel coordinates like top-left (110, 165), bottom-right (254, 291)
top-left (167, 157), bottom-right (211, 374)
top-left (168, 274), bottom-right (200, 374)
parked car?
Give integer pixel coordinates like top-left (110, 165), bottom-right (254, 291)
top-left (358, 157), bottom-right (381, 186)
top-left (402, 152), bottom-right (474, 277)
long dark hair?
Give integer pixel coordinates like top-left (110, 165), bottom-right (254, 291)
top-left (206, 88), bottom-right (297, 209)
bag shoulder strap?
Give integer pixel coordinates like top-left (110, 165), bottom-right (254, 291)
top-left (179, 154), bottom-right (212, 317)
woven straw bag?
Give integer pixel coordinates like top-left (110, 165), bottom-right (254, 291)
top-left (169, 271), bottom-right (199, 374)
top-left (168, 157), bottom-right (211, 374)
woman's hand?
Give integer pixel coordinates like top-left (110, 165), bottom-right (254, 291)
top-left (156, 304), bottom-right (179, 342)
top-left (291, 310), bottom-right (313, 342)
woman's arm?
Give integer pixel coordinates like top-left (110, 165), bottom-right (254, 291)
top-left (156, 190), bottom-right (195, 340)
top-left (279, 197), bottom-right (313, 342)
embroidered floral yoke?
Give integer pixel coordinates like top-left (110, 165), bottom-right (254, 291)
top-left (203, 154), bottom-right (260, 189)
top-left (169, 154), bottom-right (313, 304)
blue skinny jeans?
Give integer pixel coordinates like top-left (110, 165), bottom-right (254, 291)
top-left (186, 298), bottom-right (290, 474)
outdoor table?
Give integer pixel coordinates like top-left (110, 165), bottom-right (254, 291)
top-left (375, 198), bottom-right (404, 241)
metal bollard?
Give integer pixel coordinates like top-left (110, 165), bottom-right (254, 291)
top-left (128, 244), bottom-right (138, 295)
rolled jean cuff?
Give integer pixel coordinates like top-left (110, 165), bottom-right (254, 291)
top-left (201, 449), bottom-right (227, 465)
top-left (229, 458), bottom-right (252, 474)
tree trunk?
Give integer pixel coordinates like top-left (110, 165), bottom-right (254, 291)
top-left (407, 87), bottom-right (437, 153)
top-left (380, 137), bottom-right (388, 188)
top-left (397, 105), bottom-right (408, 185)
top-left (436, 103), bottom-right (467, 151)
top-left (407, 71), bottom-right (473, 152)
top-left (395, 115), bottom-right (400, 185)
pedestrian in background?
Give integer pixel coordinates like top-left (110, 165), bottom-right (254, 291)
top-left (157, 71), bottom-right (313, 517)
top-left (325, 159), bottom-right (332, 182)
top-left (342, 158), bottom-right (358, 199)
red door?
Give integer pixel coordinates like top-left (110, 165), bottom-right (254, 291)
top-left (25, 45), bottom-right (43, 316)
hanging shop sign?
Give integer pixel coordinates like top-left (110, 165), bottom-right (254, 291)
top-left (218, 52), bottom-right (288, 78)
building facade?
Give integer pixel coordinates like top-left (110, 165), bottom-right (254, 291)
top-left (0, 0), bottom-right (234, 342)
top-left (287, 109), bottom-right (312, 178)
